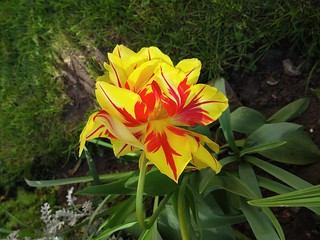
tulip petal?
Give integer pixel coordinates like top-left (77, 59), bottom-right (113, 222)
top-left (172, 84), bottom-right (228, 126)
top-left (191, 144), bottom-right (222, 173)
top-left (96, 81), bottom-right (149, 125)
top-left (93, 110), bottom-right (143, 149)
top-left (137, 47), bottom-right (173, 66)
top-left (112, 44), bottom-right (136, 61)
top-left (126, 59), bottom-right (160, 92)
top-left (79, 110), bottom-right (144, 156)
top-left (79, 112), bottom-right (114, 156)
top-left (175, 58), bottom-right (201, 84)
top-left (144, 120), bottom-right (198, 182)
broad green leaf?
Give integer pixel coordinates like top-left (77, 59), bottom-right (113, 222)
top-left (96, 196), bottom-right (136, 231)
top-left (244, 123), bottom-right (320, 164)
top-left (240, 141), bottom-right (286, 157)
top-left (244, 122), bottom-right (301, 148)
top-left (249, 184), bottom-right (320, 208)
top-left (25, 171), bottom-right (134, 187)
top-left (267, 98), bottom-right (310, 123)
top-left (219, 156), bottom-right (239, 167)
top-left (231, 107), bottom-right (266, 134)
top-left (239, 162), bottom-right (261, 199)
top-left (199, 172), bottom-right (256, 199)
top-left (240, 198), bottom-right (280, 240)
top-left (256, 176), bottom-right (294, 194)
top-left (139, 221), bottom-right (163, 240)
top-left (186, 124), bottom-right (212, 139)
top-left (246, 156), bottom-right (312, 189)
top-left (125, 167), bottom-right (178, 196)
top-left (94, 221), bottom-right (137, 240)
top-left (196, 191), bottom-right (245, 228)
top-left (261, 207), bottom-right (285, 240)
top-left (246, 156), bottom-right (320, 215)
top-left (77, 172), bottom-right (138, 195)
top-left (214, 78), bottom-right (239, 153)
top-left (256, 129), bottom-right (320, 164)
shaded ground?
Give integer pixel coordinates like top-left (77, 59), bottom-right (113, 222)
top-left (60, 46), bottom-right (320, 240)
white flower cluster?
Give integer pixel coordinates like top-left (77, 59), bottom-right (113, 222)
top-left (3, 187), bottom-right (93, 240)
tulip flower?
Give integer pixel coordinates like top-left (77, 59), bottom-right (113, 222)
top-left (79, 45), bottom-right (228, 182)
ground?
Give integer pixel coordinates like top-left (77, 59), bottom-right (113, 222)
top-left (60, 46), bottom-right (320, 239)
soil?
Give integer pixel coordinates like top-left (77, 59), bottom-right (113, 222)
top-left (59, 46), bottom-right (320, 240)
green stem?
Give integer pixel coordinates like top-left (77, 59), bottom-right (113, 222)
top-left (178, 176), bottom-right (191, 240)
top-left (136, 153), bottom-right (172, 229)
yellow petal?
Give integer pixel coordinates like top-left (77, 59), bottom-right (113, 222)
top-left (126, 59), bottom-right (161, 92)
top-left (175, 58), bottom-right (201, 84)
top-left (93, 110), bottom-right (144, 149)
top-left (191, 144), bottom-right (222, 173)
top-left (144, 120), bottom-right (198, 182)
top-left (111, 138), bottom-right (140, 156)
top-left (95, 81), bottom-right (148, 125)
top-left (137, 47), bottom-right (173, 66)
top-left (79, 112), bottom-right (111, 156)
top-left (105, 53), bottom-right (128, 87)
top-left (112, 44), bottom-right (136, 61)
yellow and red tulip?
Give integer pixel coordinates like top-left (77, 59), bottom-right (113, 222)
top-left (79, 45), bottom-right (228, 182)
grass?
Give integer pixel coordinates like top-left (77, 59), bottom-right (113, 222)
top-left (0, 0), bottom-right (319, 237)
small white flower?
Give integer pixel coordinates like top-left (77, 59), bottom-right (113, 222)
top-left (66, 187), bottom-right (77, 206)
top-left (82, 201), bottom-right (93, 214)
top-left (6, 231), bottom-right (19, 240)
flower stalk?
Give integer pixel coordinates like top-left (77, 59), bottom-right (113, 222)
top-left (178, 176), bottom-right (191, 240)
top-left (136, 152), bottom-right (172, 229)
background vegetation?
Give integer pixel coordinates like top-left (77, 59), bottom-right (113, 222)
top-left (1, 0), bottom-right (319, 237)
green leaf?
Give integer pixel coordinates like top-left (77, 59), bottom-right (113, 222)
top-left (185, 124), bottom-right (212, 139)
top-left (267, 98), bottom-right (310, 123)
top-left (199, 171), bottom-right (256, 199)
top-left (240, 198), bottom-right (280, 240)
top-left (240, 141), bottom-right (286, 157)
top-left (125, 167), bottom-right (178, 196)
top-left (239, 162), bottom-right (261, 199)
top-left (231, 107), bottom-right (266, 134)
top-left (96, 196), bottom-right (136, 232)
top-left (261, 207), bottom-right (285, 240)
top-left (139, 222), bottom-right (163, 240)
top-left (249, 184), bottom-right (320, 208)
top-left (77, 172), bottom-right (138, 195)
top-left (256, 176), bottom-right (294, 194)
top-left (25, 171), bottom-right (134, 187)
top-left (214, 78), bottom-right (239, 153)
top-left (244, 123), bottom-right (320, 164)
top-left (246, 156), bottom-right (312, 189)
top-left (94, 221), bottom-right (137, 240)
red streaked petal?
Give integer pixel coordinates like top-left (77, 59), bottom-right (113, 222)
top-left (79, 112), bottom-right (115, 156)
top-left (171, 84), bottom-right (228, 126)
top-left (93, 110), bottom-right (144, 149)
top-left (144, 120), bottom-right (198, 182)
top-left (96, 81), bottom-right (149, 126)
